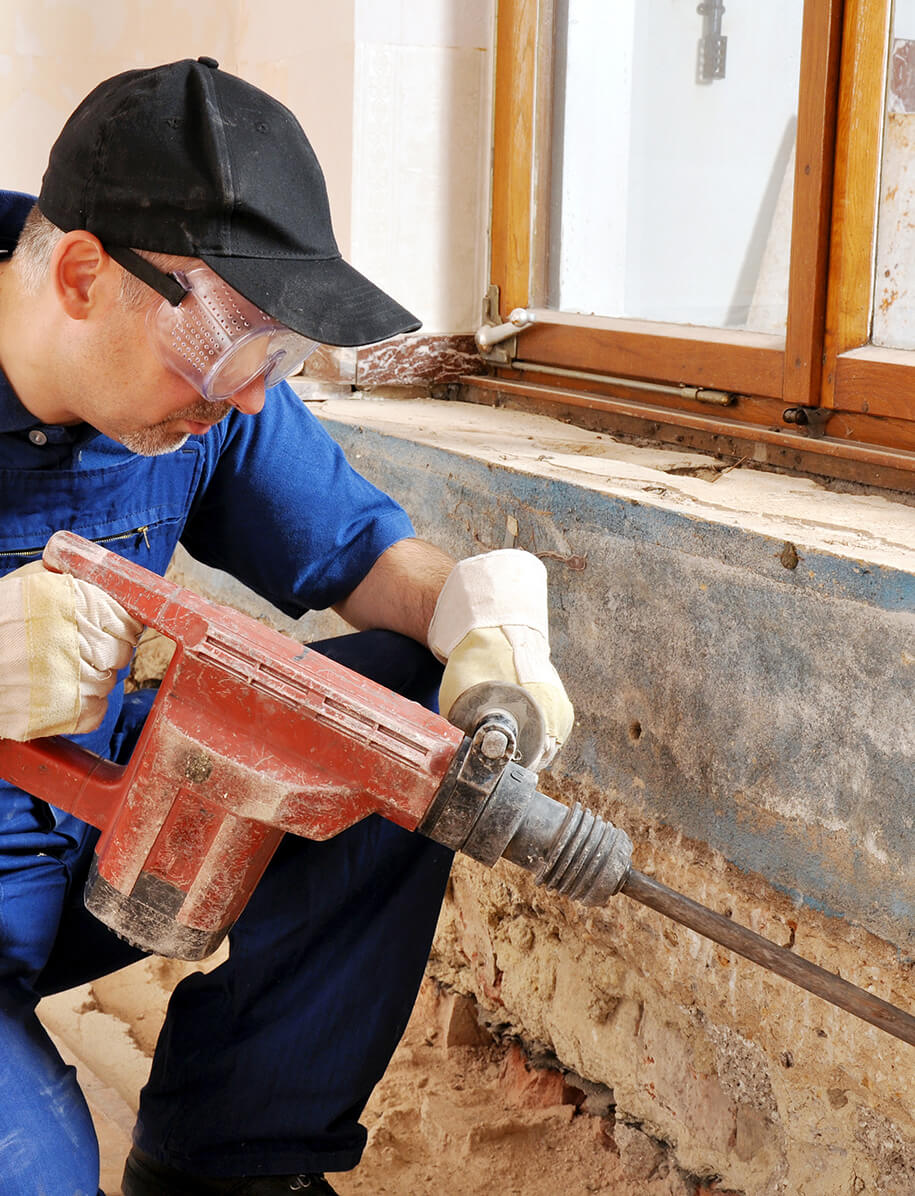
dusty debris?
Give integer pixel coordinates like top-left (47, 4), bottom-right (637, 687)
top-left (42, 968), bottom-right (726, 1196)
top-left (332, 979), bottom-right (717, 1196)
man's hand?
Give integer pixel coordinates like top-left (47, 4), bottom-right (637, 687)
top-left (0, 562), bottom-right (143, 741)
top-left (428, 549), bottom-right (574, 770)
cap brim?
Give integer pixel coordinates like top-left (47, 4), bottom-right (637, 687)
top-left (199, 253), bottom-right (421, 347)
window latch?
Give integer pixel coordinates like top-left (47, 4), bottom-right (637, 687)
top-left (475, 289), bottom-right (536, 364)
top-left (696, 0), bottom-right (727, 83)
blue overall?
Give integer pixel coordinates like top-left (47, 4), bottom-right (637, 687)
top-left (0, 191), bottom-right (455, 1194)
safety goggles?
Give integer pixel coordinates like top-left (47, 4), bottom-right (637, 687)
top-left (107, 247), bottom-right (318, 401)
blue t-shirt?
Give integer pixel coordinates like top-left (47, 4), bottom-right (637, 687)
top-left (0, 189), bottom-right (414, 836)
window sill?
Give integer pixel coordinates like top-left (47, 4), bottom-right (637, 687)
top-left (295, 389), bottom-right (915, 573)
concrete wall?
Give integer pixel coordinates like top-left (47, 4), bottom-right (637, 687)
top-left (315, 400), bottom-right (915, 947)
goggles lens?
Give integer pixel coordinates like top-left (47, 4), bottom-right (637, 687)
top-left (147, 266), bottom-right (318, 401)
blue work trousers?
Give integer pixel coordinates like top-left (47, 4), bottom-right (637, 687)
top-left (0, 631), bottom-right (454, 1195)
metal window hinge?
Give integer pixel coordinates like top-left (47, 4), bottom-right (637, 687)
top-left (475, 286), bottom-right (536, 364)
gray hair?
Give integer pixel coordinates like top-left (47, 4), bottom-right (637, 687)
top-left (12, 203), bottom-right (191, 307)
top-left (11, 205), bottom-right (62, 294)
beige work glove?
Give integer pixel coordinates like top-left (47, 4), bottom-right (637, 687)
top-left (428, 549), bottom-right (574, 770)
top-left (0, 562), bottom-right (143, 741)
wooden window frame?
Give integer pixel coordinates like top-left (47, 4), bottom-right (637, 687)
top-left (474, 0), bottom-right (915, 486)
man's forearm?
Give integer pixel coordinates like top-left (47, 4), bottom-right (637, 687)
top-left (333, 537), bottom-right (455, 643)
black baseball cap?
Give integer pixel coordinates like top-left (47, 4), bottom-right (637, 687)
top-left (37, 56), bottom-right (421, 346)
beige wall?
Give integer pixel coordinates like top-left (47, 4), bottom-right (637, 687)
top-left (0, 0), bottom-right (493, 333)
top-left (235, 1), bottom-right (356, 255)
top-left (2, 5), bottom-right (238, 197)
top-left (0, 1), bottom-right (355, 248)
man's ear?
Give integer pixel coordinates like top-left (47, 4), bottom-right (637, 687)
top-left (50, 231), bottom-right (117, 320)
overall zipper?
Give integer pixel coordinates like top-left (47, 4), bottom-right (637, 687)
top-left (2, 525), bottom-right (152, 560)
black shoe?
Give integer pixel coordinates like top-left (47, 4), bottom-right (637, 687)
top-left (122, 1146), bottom-right (340, 1195)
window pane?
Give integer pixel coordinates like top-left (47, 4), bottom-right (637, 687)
top-left (548, 0), bottom-right (803, 332)
top-left (873, 2), bottom-right (915, 349)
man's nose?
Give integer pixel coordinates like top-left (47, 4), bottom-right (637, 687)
top-left (228, 376), bottom-right (267, 415)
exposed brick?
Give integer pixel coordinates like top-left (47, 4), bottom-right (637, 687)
top-left (499, 1043), bottom-right (582, 1110)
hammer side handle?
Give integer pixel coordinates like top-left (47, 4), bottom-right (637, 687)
top-left (43, 530), bottom-right (210, 646)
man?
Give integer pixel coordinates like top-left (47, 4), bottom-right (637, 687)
top-left (0, 59), bottom-right (573, 1195)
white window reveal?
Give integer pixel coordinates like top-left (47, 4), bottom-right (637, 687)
top-left (549, 0), bottom-right (804, 333)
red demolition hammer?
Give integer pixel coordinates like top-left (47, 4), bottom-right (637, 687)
top-left (0, 531), bottom-right (912, 1048)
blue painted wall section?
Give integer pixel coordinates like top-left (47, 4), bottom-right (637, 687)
top-left (325, 419), bottom-right (915, 951)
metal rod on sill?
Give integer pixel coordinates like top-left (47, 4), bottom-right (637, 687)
top-left (509, 359), bottom-right (738, 406)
